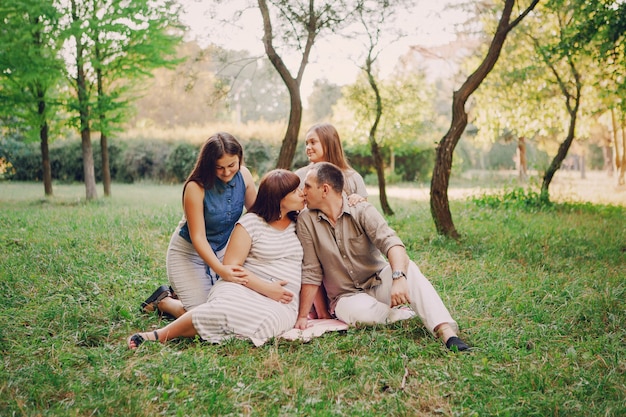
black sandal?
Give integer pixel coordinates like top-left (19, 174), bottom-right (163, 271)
top-left (140, 285), bottom-right (171, 313)
top-left (129, 330), bottom-right (159, 349)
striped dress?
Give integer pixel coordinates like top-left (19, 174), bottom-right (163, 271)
top-left (191, 213), bottom-right (303, 346)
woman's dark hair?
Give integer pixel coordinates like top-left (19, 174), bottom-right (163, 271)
top-left (183, 132), bottom-right (243, 196)
top-left (248, 169), bottom-right (301, 223)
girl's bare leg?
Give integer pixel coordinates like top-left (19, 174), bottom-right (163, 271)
top-left (157, 296), bottom-right (187, 319)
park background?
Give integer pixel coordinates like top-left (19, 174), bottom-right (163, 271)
top-left (1, 0), bottom-right (625, 416)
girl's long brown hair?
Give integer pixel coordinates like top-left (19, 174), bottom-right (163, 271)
top-left (307, 123), bottom-right (351, 170)
top-left (182, 132), bottom-right (243, 201)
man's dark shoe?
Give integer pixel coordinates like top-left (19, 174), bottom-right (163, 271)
top-left (446, 336), bottom-right (471, 352)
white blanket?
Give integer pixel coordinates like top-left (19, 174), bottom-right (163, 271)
top-left (279, 319), bottom-right (349, 342)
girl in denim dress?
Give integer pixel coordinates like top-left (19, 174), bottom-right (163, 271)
top-left (141, 132), bottom-right (256, 319)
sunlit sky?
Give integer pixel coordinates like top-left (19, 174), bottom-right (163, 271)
top-left (178, 1), bottom-right (466, 97)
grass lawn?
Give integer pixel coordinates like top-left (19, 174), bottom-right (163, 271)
top-left (1, 181), bottom-right (624, 416)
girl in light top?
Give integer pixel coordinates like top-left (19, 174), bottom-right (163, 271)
top-left (294, 123), bottom-right (367, 205)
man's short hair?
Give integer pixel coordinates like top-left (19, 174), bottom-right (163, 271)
top-left (311, 162), bottom-right (344, 194)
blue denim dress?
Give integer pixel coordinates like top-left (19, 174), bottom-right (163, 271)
top-left (178, 170), bottom-right (246, 254)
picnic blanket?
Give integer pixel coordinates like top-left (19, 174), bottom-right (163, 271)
top-left (279, 319), bottom-right (349, 342)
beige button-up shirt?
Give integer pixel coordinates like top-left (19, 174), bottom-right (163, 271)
top-left (297, 199), bottom-right (404, 311)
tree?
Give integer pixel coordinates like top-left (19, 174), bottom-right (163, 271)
top-left (562, 0), bottom-right (626, 184)
top-left (430, 0), bottom-right (540, 238)
top-left (529, 14), bottom-right (584, 200)
top-left (338, 69), bottom-right (436, 193)
top-left (61, 0), bottom-right (183, 199)
top-left (89, 0), bottom-right (183, 196)
top-left (67, 0), bottom-right (98, 200)
top-left (256, 0), bottom-right (352, 169)
top-left (0, 0), bottom-right (65, 196)
top-left (346, 0), bottom-right (405, 216)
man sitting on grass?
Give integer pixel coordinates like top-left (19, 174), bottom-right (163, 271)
top-left (294, 162), bottom-right (470, 352)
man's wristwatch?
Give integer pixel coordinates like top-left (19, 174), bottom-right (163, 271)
top-left (391, 270), bottom-right (406, 280)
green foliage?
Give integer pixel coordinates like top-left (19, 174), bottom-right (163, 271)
top-left (64, 0), bottom-right (185, 134)
top-left (0, 135), bottom-right (281, 184)
top-left (118, 140), bottom-right (172, 183)
top-left (0, 137), bottom-right (214, 184)
top-left (166, 142), bottom-right (199, 182)
top-left (472, 187), bottom-right (551, 211)
top-left (0, 138), bottom-right (41, 181)
top-left (396, 148), bottom-right (436, 182)
top-left (486, 142), bottom-right (517, 170)
top-left (240, 137), bottom-right (278, 178)
top-left (345, 145), bottom-right (435, 183)
top-left (0, 0), bottom-right (66, 141)
top-left (556, 0), bottom-right (626, 109)
top-left (0, 182), bottom-right (624, 416)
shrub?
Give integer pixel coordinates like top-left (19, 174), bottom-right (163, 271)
top-left (241, 137), bottom-right (277, 178)
top-left (50, 140), bottom-right (84, 182)
top-left (0, 137), bottom-right (41, 181)
top-left (166, 142), bottom-right (199, 182)
top-left (472, 187), bottom-right (552, 212)
top-left (120, 139), bottom-right (172, 183)
top-left (395, 147), bottom-right (435, 182)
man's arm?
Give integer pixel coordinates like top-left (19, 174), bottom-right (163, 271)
top-left (295, 284), bottom-right (319, 329)
top-left (387, 245), bottom-right (409, 274)
top-left (295, 212), bottom-right (325, 328)
top-left (387, 245), bottom-right (411, 307)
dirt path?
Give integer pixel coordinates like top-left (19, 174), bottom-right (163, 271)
top-left (367, 170), bottom-right (626, 206)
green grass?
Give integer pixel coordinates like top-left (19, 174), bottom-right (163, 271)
top-left (1, 182), bottom-right (624, 416)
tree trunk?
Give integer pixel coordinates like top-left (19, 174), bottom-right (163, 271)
top-left (97, 64), bottom-right (111, 196)
top-left (580, 150), bottom-right (586, 179)
top-left (540, 51), bottom-right (582, 201)
top-left (430, 0), bottom-right (538, 238)
top-left (610, 107), bottom-right (621, 171)
top-left (100, 132), bottom-right (111, 196)
top-left (365, 53), bottom-right (393, 215)
top-left (37, 91), bottom-right (53, 196)
top-left (275, 88), bottom-right (302, 169)
top-left (602, 145), bottom-right (614, 177)
top-left (258, 0), bottom-right (315, 170)
top-left (40, 121), bottom-right (53, 196)
top-left (617, 119), bottom-right (626, 186)
top-left (32, 25), bottom-right (52, 196)
top-left (431, 101), bottom-right (467, 238)
top-left (518, 136), bottom-right (528, 181)
top-left (541, 112), bottom-right (578, 200)
top-left (371, 140), bottom-right (393, 215)
top-left (77, 83), bottom-right (97, 200)
top-left (72, 0), bottom-right (97, 200)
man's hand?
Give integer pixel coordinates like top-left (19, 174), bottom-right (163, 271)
top-left (294, 317), bottom-right (310, 330)
top-left (390, 277), bottom-right (410, 307)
